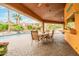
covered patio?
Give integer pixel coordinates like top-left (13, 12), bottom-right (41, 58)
top-left (0, 3), bottom-right (78, 56)
top-left (0, 30), bottom-right (77, 56)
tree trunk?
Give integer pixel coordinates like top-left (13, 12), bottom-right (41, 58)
top-left (16, 17), bottom-right (20, 25)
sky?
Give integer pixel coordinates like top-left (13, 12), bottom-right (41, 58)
top-left (0, 6), bottom-right (39, 23)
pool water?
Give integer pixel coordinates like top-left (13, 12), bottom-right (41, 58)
top-left (0, 32), bottom-right (31, 41)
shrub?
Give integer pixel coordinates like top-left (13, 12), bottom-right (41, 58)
top-left (27, 25), bottom-right (32, 30)
top-left (2, 23), bottom-right (8, 30)
top-left (14, 25), bottom-right (24, 31)
top-left (0, 23), bottom-right (8, 31)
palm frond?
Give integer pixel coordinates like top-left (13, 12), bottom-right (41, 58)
top-left (12, 13), bottom-right (23, 21)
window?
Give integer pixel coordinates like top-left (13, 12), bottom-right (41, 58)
top-left (66, 14), bottom-right (76, 34)
top-left (66, 15), bottom-right (75, 29)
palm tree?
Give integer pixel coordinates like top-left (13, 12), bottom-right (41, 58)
top-left (13, 13), bottom-right (22, 25)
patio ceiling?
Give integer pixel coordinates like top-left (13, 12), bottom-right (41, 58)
top-left (1, 3), bottom-right (65, 24)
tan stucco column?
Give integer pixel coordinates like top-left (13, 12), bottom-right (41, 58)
top-left (42, 21), bottom-right (45, 33)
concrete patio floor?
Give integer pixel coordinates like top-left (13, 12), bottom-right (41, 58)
top-left (0, 30), bottom-right (78, 56)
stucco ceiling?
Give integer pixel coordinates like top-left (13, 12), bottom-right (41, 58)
top-left (2, 3), bottom-right (65, 23)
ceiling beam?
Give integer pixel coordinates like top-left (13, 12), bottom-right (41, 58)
top-left (43, 20), bottom-right (64, 24)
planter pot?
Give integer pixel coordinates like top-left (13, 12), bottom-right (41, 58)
top-left (70, 28), bottom-right (76, 34)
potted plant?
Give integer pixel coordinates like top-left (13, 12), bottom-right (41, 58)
top-left (0, 42), bottom-right (9, 56)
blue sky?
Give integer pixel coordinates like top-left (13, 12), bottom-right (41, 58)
top-left (0, 6), bottom-right (38, 23)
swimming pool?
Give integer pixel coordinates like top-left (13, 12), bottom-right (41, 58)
top-left (0, 32), bottom-right (31, 40)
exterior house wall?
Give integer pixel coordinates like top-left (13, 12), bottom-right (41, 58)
top-left (64, 3), bottom-right (79, 54)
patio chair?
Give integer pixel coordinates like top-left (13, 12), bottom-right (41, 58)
top-left (51, 30), bottom-right (54, 39)
top-left (31, 31), bottom-right (42, 46)
top-left (47, 30), bottom-right (54, 41)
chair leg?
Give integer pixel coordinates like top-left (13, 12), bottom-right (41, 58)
top-left (46, 38), bottom-right (48, 42)
top-left (31, 40), bottom-right (33, 47)
top-left (52, 38), bottom-right (54, 42)
top-left (38, 41), bottom-right (39, 47)
top-left (38, 40), bottom-right (40, 47)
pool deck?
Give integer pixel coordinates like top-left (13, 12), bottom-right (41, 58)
top-left (0, 30), bottom-right (78, 56)
top-left (0, 31), bottom-right (17, 36)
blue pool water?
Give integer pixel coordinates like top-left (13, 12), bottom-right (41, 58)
top-left (0, 32), bottom-right (31, 40)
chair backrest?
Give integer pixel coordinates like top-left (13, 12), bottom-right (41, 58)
top-left (51, 30), bottom-right (54, 38)
top-left (31, 31), bottom-right (39, 40)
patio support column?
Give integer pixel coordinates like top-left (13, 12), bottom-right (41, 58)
top-left (42, 21), bottom-right (45, 33)
top-left (63, 23), bottom-right (65, 29)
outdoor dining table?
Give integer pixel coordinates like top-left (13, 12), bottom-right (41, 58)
top-left (38, 32), bottom-right (50, 40)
